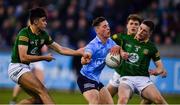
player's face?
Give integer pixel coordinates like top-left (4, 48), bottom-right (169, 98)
top-left (136, 23), bottom-right (151, 41)
top-left (127, 20), bottom-right (140, 35)
top-left (96, 20), bottom-right (111, 38)
top-left (36, 17), bottom-right (47, 30)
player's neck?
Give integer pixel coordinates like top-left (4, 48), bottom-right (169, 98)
top-left (127, 31), bottom-right (135, 36)
top-left (134, 36), bottom-right (149, 43)
top-left (29, 25), bottom-right (41, 35)
top-left (97, 34), bottom-right (108, 44)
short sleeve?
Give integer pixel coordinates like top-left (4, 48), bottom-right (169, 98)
top-left (85, 42), bottom-right (95, 55)
top-left (152, 45), bottom-right (160, 62)
top-left (17, 29), bottom-right (29, 46)
top-left (44, 31), bottom-right (53, 45)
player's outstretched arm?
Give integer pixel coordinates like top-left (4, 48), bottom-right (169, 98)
top-left (149, 60), bottom-right (167, 78)
top-left (19, 45), bottom-right (54, 63)
top-left (48, 42), bottom-right (83, 56)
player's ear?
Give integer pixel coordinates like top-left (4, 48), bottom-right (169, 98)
top-left (94, 27), bottom-right (99, 34)
top-left (149, 31), bottom-right (153, 36)
top-left (34, 19), bottom-right (39, 25)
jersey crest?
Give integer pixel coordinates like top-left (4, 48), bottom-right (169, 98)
top-left (143, 49), bottom-right (149, 55)
top-left (128, 53), bottom-right (139, 63)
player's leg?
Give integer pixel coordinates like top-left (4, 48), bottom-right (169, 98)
top-left (83, 89), bottom-right (99, 104)
top-left (117, 83), bottom-right (133, 104)
top-left (141, 84), bottom-right (168, 104)
top-left (117, 77), bottom-right (134, 104)
top-left (18, 85), bottom-right (42, 104)
top-left (99, 86), bottom-right (114, 104)
top-left (18, 71), bottom-right (54, 104)
top-left (9, 85), bottom-right (21, 104)
top-left (31, 61), bottom-right (44, 83)
top-left (17, 98), bottom-right (41, 104)
top-left (128, 76), bottom-right (153, 105)
top-left (140, 98), bottom-right (152, 105)
top-left (33, 67), bottom-right (44, 83)
top-left (77, 74), bottom-right (100, 104)
top-left (107, 84), bottom-right (118, 97)
top-left (106, 72), bottom-right (120, 97)
top-left (14, 63), bottom-right (45, 104)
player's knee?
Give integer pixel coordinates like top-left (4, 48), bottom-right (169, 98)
top-left (90, 95), bottom-right (99, 104)
top-left (118, 96), bottom-right (129, 104)
top-left (153, 96), bottom-right (165, 104)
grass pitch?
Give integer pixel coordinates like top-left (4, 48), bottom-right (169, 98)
top-left (0, 88), bottom-right (180, 104)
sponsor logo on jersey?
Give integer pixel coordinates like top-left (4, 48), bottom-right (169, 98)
top-left (128, 53), bottom-right (139, 63)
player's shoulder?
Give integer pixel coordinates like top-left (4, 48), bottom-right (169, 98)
top-left (16, 27), bottom-right (30, 40)
top-left (18, 27), bottom-right (29, 35)
top-left (40, 30), bottom-right (48, 35)
top-left (146, 40), bottom-right (158, 49)
top-left (86, 37), bottom-right (101, 49)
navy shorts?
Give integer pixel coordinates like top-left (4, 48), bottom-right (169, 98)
top-left (77, 73), bottom-right (104, 93)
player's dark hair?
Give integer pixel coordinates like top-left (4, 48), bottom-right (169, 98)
top-left (92, 16), bottom-right (106, 27)
top-left (127, 14), bottom-right (143, 24)
top-left (29, 7), bottom-right (47, 24)
top-left (142, 20), bottom-right (155, 32)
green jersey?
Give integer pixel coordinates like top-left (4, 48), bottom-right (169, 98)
top-left (111, 33), bottom-right (160, 77)
top-left (11, 27), bottom-right (53, 64)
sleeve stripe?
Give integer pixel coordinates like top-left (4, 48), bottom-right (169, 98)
top-left (19, 36), bottom-right (29, 42)
top-left (155, 52), bottom-right (160, 57)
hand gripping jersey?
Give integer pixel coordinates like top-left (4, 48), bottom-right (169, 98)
top-left (111, 33), bottom-right (160, 77)
top-left (11, 27), bottom-right (53, 64)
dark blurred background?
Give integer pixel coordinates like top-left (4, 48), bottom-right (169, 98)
top-left (0, 0), bottom-right (179, 54)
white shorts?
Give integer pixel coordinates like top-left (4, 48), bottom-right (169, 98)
top-left (120, 76), bottom-right (153, 95)
top-left (108, 72), bottom-right (121, 87)
top-left (30, 61), bottom-right (44, 71)
top-left (8, 63), bottom-right (31, 83)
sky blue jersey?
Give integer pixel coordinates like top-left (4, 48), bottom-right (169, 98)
top-left (80, 36), bottom-right (116, 82)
